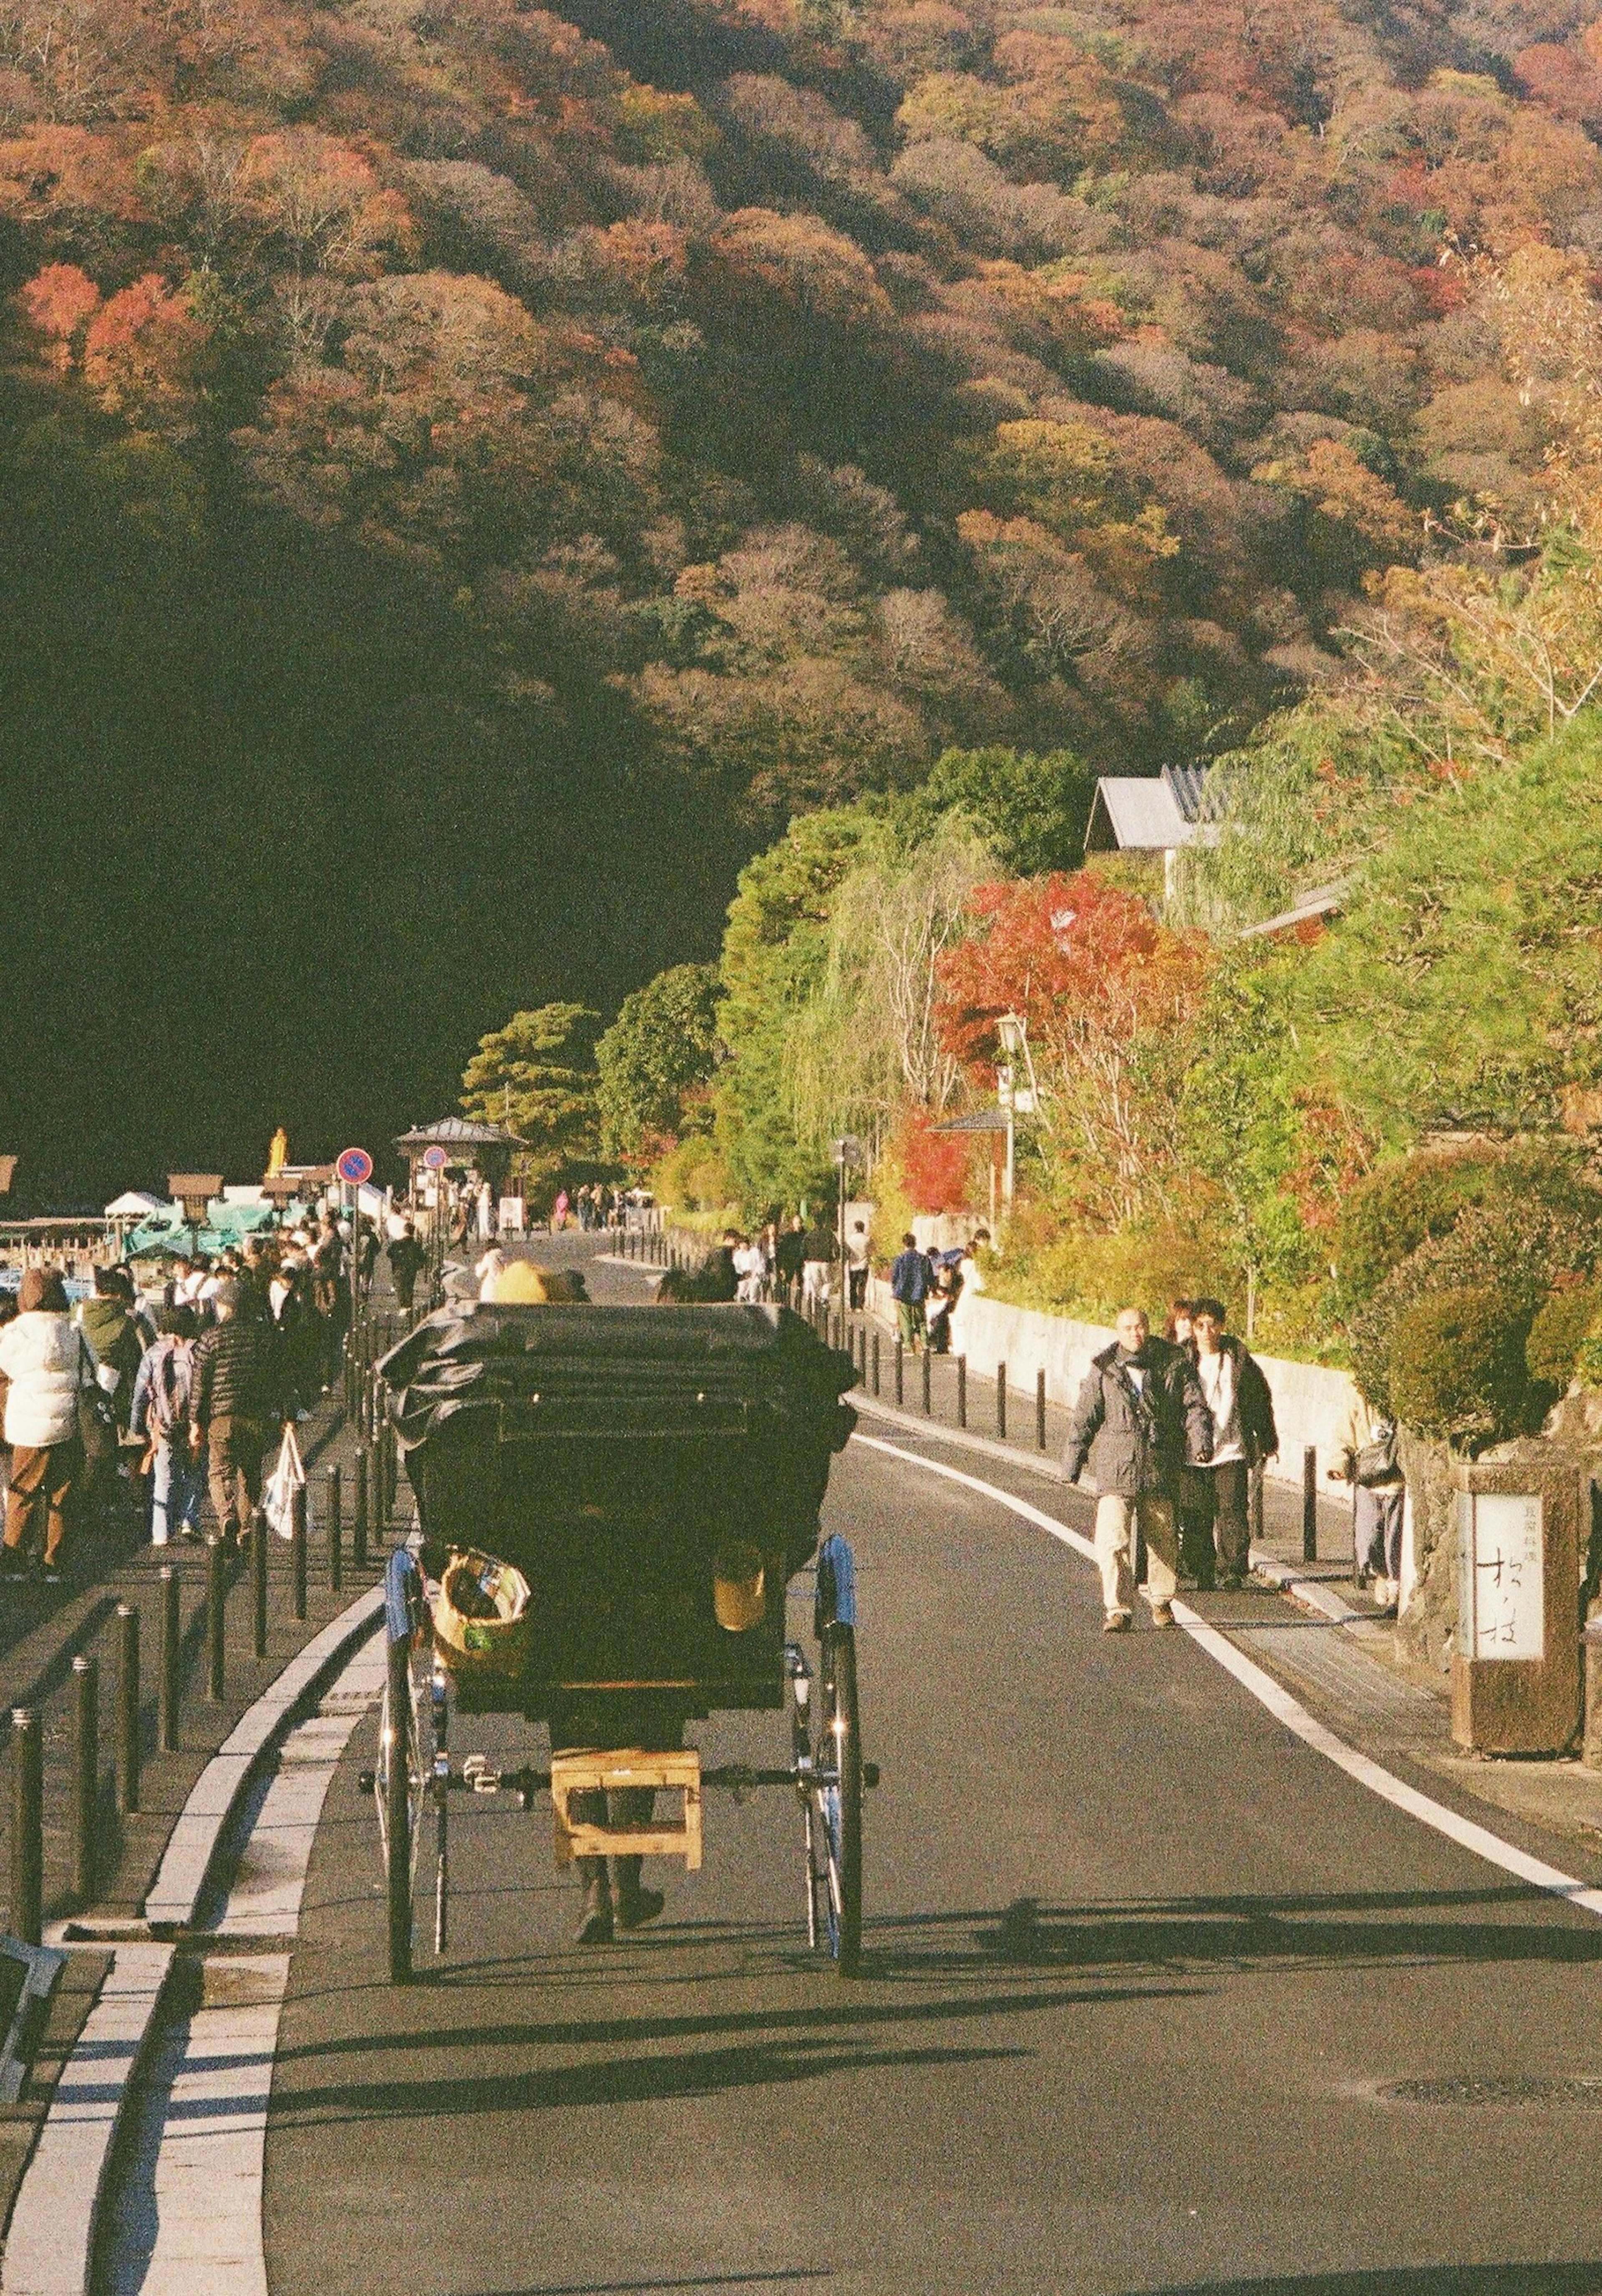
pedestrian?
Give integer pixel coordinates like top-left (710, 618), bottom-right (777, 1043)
top-left (387, 1221), bottom-right (426, 1315)
top-left (1063, 1304), bottom-right (1212, 1631)
top-left (552, 1188), bottom-right (569, 1233)
top-left (132, 1307), bottom-right (200, 1545)
top-left (846, 1220), bottom-right (871, 1311)
top-left (1164, 1297), bottom-right (1196, 1347)
top-left (189, 1279), bottom-right (287, 1547)
top-left (733, 1233), bottom-right (765, 1304)
top-left (926, 1252), bottom-right (961, 1354)
top-left (946, 1229), bottom-right (989, 1360)
top-left (889, 1232), bottom-right (934, 1352)
top-left (774, 1216), bottom-right (806, 1304)
top-left (476, 1245), bottom-right (509, 1299)
top-left (694, 1230), bottom-right (741, 1303)
top-left (74, 1266), bottom-right (143, 1433)
top-left (1331, 1390), bottom-right (1404, 1613)
top-left (801, 1217), bottom-right (836, 1314)
top-left (0, 1269), bottom-right (85, 1582)
top-left (1185, 1298), bottom-right (1277, 1593)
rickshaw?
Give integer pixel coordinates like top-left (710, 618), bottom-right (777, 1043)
top-left (368, 1301), bottom-right (870, 1982)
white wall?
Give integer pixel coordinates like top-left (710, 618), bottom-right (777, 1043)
top-left (869, 1276), bottom-right (1359, 1487)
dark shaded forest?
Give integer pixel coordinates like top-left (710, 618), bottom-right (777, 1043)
top-left (0, 0), bottom-right (1594, 1193)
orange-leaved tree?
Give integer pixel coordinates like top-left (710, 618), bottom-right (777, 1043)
top-left (936, 870), bottom-right (1209, 1226)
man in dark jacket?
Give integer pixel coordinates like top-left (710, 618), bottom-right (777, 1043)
top-left (693, 1231), bottom-right (741, 1302)
top-left (1185, 1297), bottom-right (1277, 1592)
top-left (387, 1224), bottom-right (427, 1314)
top-left (889, 1234), bottom-right (935, 1351)
top-left (189, 1282), bottom-right (287, 1545)
top-left (1063, 1305), bottom-right (1212, 1632)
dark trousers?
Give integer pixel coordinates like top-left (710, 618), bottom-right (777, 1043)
top-left (1182, 1461), bottom-right (1251, 1584)
top-left (1356, 1486), bottom-right (1404, 1582)
top-left (4, 1438), bottom-right (81, 1564)
top-left (848, 1266), bottom-right (867, 1310)
top-left (205, 1415), bottom-right (268, 1542)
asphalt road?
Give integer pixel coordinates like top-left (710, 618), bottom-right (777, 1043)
top-left (255, 1241), bottom-right (1602, 2296)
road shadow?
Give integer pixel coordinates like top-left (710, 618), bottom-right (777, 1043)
top-left (865, 1885), bottom-right (1602, 1979)
top-left (1131, 2271), bottom-right (1602, 2296)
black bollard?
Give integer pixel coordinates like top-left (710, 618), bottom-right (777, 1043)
top-left (291, 1483), bottom-right (307, 1622)
top-left (894, 1337), bottom-right (904, 1407)
top-left (71, 1654), bottom-right (98, 1907)
top-left (327, 1465), bottom-right (343, 1593)
top-left (996, 1360), bottom-right (1008, 1440)
top-left (159, 1566), bottom-right (179, 1753)
top-left (1037, 1368), bottom-right (1048, 1452)
top-left (1302, 1445), bottom-right (1318, 1564)
top-left (207, 1537), bottom-right (226, 1703)
top-left (252, 1505), bottom-right (268, 1657)
top-left (922, 1347), bottom-right (932, 1416)
top-left (11, 1710), bottom-right (41, 1948)
top-left (353, 1448), bottom-right (369, 1572)
top-left (871, 1330), bottom-right (880, 1396)
top-left (957, 1355), bottom-right (967, 1427)
top-left (116, 1604), bottom-right (140, 1817)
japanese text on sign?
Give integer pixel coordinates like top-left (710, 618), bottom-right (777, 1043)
top-left (1457, 1491), bottom-right (1544, 1662)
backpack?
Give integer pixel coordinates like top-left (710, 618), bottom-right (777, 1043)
top-left (146, 1341), bottom-right (189, 1441)
top-left (1354, 1419), bottom-right (1400, 1486)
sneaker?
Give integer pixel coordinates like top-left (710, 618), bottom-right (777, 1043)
top-left (1102, 1610), bottom-right (1131, 1633)
top-left (40, 1567), bottom-right (61, 1587)
top-left (1149, 1601), bottom-right (1176, 1629)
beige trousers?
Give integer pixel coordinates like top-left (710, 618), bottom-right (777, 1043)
top-left (1094, 1491), bottom-right (1179, 1615)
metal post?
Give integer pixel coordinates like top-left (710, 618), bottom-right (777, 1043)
top-left (71, 1654), bottom-right (97, 1907)
top-left (116, 1604), bottom-right (139, 1817)
top-left (252, 1505), bottom-right (268, 1658)
top-left (327, 1465), bottom-right (342, 1592)
top-left (922, 1347), bottom-right (932, 1416)
top-left (291, 1483), bottom-right (307, 1622)
top-left (207, 1537), bottom-right (226, 1703)
top-left (894, 1338), bottom-right (904, 1407)
top-left (1302, 1445), bottom-right (1318, 1564)
top-left (996, 1360), bottom-right (1007, 1440)
top-left (871, 1330), bottom-right (880, 1396)
top-left (957, 1355), bottom-right (967, 1427)
top-left (159, 1566), bottom-right (179, 1752)
top-left (353, 1448), bottom-right (369, 1572)
top-left (1036, 1368), bottom-right (1047, 1453)
top-left (11, 1710), bottom-right (41, 1947)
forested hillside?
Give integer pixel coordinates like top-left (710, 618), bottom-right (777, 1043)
top-left (3, 0), bottom-right (1599, 1186)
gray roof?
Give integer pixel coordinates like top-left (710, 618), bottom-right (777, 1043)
top-left (1236, 882), bottom-right (1348, 942)
top-left (928, 1110), bottom-right (1011, 1135)
top-left (394, 1116), bottom-right (529, 1150)
top-left (1085, 763), bottom-right (1209, 854)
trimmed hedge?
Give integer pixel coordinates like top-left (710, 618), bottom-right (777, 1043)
top-left (1389, 1283), bottom-right (1537, 1444)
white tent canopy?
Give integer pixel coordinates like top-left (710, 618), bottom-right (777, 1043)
top-left (104, 1190), bottom-right (164, 1220)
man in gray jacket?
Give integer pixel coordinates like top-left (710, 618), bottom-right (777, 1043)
top-left (1063, 1306), bottom-right (1212, 1632)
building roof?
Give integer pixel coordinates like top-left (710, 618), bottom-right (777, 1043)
top-left (1085, 762), bottom-right (1209, 855)
top-left (928, 1110), bottom-right (1012, 1135)
top-left (1236, 882), bottom-right (1348, 942)
top-left (394, 1116), bottom-right (528, 1152)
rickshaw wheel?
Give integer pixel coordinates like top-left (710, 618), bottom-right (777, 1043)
top-left (377, 1627), bottom-right (428, 1982)
top-left (819, 1621), bottom-right (863, 1977)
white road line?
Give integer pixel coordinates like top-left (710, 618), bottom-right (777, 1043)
top-left (852, 1430), bottom-right (1602, 1921)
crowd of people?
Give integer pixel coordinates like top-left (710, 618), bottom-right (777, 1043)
top-left (0, 1209), bottom-right (429, 1582)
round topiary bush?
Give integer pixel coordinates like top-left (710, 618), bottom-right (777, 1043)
top-left (1525, 1282), bottom-right (1602, 1390)
top-left (1388, 1282), bottom-right (1537, 1446)
top-left (1335, 1145), bottom-right (1508, 1312)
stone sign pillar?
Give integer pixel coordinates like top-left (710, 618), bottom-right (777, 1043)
top-left (1451, 1454), bottom-right (1582, 1756)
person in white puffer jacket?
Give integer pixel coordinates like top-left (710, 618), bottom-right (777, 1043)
top-left (0, 1268), bottom-right (85, 1580)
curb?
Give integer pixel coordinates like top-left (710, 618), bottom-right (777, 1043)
top-left (0, 1944), bottom-right (174, 2296)
top-left (144, 1581), bottom-right (385, 1931)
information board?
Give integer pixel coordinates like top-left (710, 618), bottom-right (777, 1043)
top-left (1457, 1489), bottom-right (1544, 1662)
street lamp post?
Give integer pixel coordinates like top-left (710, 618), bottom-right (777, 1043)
top-left (993, 1014), bottom-right (1036, 1239)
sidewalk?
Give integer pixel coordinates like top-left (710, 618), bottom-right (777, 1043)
top-left (0, 1385), bottom-right (406, 2242)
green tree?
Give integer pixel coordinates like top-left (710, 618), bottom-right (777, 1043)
top-left (461, 1003), bottom-right (602, 1193)
top-left (714, 806), bottom-right (877, 1215)
top-left (902, 744), bottom-right (1096, 876)
top-left (595, 963), bottom-right (722, 1167)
